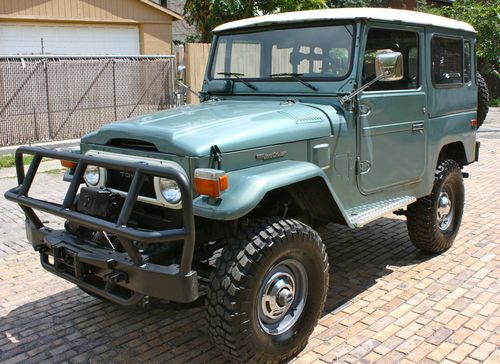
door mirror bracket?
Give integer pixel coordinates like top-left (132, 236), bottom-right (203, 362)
top-left (340, 50), bottom-right (404, 108)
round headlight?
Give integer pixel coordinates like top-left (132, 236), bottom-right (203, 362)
top-left (159, 178), bottom-right (181, 204)
top-left (84, 165), bottom-right (100, 186)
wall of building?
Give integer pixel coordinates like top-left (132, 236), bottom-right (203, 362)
top-left (150, 0), bottom-right (197, 42)
top-left (141, 23), bottom-right (173, 54)
top-left (0, 0), bottom-right (175, 54)
top-left (0, 0), bottom-right (171, 23)
top-left (166, 0), bottom-right (197, 42)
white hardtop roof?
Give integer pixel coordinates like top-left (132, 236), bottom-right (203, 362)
top-left (213, 8), bottom-right (475, 33)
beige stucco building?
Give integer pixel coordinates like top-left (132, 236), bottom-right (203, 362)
top-left (0, 0), bottom-right (183, 55)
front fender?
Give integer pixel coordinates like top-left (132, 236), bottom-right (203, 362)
top-left (193, 160), bottom-right (351, 225)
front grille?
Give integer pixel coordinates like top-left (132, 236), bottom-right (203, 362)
top-left (106, 170), bottom-right (156, 198)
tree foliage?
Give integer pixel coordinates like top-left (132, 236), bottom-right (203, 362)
top-left (326, 0), bottom-right (386, 7)
top-left (183, 0), bottom-right (327, 42)
top-left (419, 0), bottom-right (500, 75)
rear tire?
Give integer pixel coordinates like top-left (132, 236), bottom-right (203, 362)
top-left (477, 72), bottom-right (489, 129)
top-left (206, 218), bottom-right (329, 363)
top-left (407, 160), bottom-right (464, 253)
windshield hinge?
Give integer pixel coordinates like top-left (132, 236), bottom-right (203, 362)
top-left (211, 145), bottom-right (223, 169)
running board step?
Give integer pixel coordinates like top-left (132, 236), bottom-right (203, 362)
top-left (346, 196), bottom-right (417, 227)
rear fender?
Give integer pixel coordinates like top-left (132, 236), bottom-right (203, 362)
top-left (192, 160), bottom-right (352, 226)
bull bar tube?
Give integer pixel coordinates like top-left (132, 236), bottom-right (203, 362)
top-left (4, 146), bottom-right (197, 305)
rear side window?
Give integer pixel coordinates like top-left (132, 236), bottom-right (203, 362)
top-left (464, 40), bottom-right (472, 83)
top-left (431, 36), bottom-right (462, 85)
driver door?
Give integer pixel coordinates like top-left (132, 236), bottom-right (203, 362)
top-left (357, 25), bottom-right (427, 194)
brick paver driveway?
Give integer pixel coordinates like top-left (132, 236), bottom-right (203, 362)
top-left (1, 111), bottom-right (499, 363)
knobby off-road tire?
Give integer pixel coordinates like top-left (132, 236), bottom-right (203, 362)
top-left (477, 72), bottom-right (489, 129)
top-left (206, 218), bottom-right (329, 363)
top-left (407, 160), bottom-right (464, 253)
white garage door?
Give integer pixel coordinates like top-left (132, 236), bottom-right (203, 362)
top-left (0, 23), bottom-right (140, 55)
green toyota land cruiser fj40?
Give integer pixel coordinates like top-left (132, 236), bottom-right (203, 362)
top-left (5, 8), bottom-right (489, 364)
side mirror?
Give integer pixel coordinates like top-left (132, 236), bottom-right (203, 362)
top-left (375, 50), bottom-right (403, 81)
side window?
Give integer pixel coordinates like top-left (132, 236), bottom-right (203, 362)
top-left (363, 28), bottom-right (419, 91)
top-left (431, 36), bottom-right (462, 85)
top-left (328, 48), bottom-right (350, 77)
top-left (464, 40), bottom-right (471, 83)
top-left (408, 47), bottom-right (418, 88)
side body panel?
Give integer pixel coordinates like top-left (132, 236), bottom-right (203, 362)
top-left (424, 25), bottom-right (478, 174)
top-left (192, 160), bottom-right (352, 225)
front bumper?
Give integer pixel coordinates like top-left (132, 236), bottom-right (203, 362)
top-left (30, 225), bottom-right (198, 305)
top-left (4, 146), bottom-right (198, 305)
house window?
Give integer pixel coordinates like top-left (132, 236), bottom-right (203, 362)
top-left (431, 36), bottom-right (463, 85)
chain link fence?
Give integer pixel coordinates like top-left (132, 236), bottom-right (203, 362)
top-left (0, 55), bottom-right (177, 147)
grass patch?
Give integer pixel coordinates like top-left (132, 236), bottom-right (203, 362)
top-left (45, 168), bottom-right (65, 174)
top-left (0, 155), bottom-right (51, 169)
top-left (0, 155), bottom-right (34, 169)
top-left (489, 97), bottom-right (500, 107)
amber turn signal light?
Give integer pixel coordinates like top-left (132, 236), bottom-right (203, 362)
top-left (60, 160), bottom-right (76, 169)
top-left (194, 168), bottom-right (228, 198)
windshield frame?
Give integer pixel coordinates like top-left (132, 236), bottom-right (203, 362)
top-left (207, 21), bottom-right (357, 83)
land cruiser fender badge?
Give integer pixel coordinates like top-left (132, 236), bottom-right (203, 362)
top-left (255, 151), bottom-right (287, 160)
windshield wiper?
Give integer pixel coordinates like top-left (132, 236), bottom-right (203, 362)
top-left (217, 72), bottom-right (257, 90)
top-left (269, 73), bottom-right (318, 91)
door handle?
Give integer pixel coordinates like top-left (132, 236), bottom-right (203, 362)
top-left (412, 122), bottom-right (425, 134)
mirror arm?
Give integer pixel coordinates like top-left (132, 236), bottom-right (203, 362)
top-left (340, 71), bottom-right (389, 108)
top-left (176, 79), bottom-right (202, 101)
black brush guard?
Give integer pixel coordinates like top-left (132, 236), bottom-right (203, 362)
top-left (4, 146), bottom-right (197, 305)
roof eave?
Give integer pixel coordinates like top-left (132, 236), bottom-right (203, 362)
top-left (140, 0), bottom-right (184, 21)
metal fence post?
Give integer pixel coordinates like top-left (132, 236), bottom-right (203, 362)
top-left (112, 59), bottom-right (118, 120)
top-left (176, 45), bottom-right (186, 107)
top-left (43, 60), bottom-right (54, 140)
top-left (32, 106), bottom-right (39, 142)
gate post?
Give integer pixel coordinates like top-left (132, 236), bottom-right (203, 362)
top-left (112, 59), bottom-right (117, 120)
top-left (43, 60), bottom-right (54, 140)
top-left (176, 44), bottom-right (186, 107)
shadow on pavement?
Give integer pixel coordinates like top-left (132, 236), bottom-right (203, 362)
top-left (0, 217), bottom-right (434, 363)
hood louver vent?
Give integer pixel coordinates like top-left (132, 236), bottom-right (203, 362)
top-left (107, 139), bottom-right (159, 152)
top-left (279, 109), bottom-right (325, 124)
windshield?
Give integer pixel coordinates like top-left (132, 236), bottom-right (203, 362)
top-left (210, 24), bottom-right (354, 81)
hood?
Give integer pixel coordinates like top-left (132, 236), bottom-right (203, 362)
top-left (81, 100), bottom-right (334, 157)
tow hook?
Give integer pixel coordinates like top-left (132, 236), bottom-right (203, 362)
top-left (104, 271), bottom-right (128, 292)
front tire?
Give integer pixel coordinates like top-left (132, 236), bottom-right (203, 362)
top-left (206, 218), bottom-right (329, 363)
top-left (407, 160), bottom-right (464, 253)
